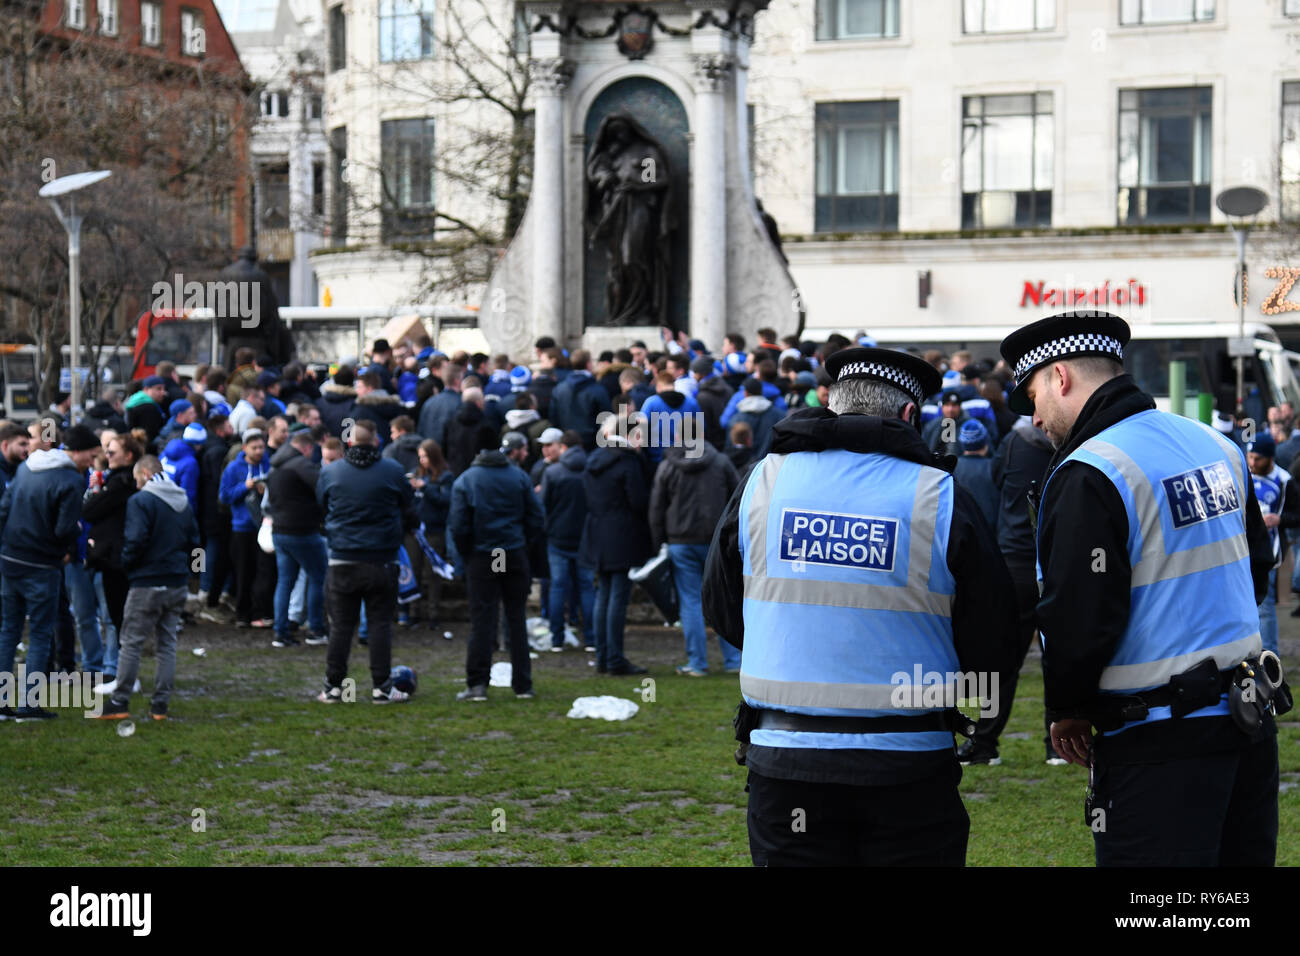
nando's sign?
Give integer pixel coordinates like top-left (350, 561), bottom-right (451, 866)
top-left (1020, 278), bottom-right (1147, 309)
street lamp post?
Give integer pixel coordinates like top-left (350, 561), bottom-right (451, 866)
top-left (1215, 186), bottom-right (1269, 421)
top-left (39, 170), bottom-right (112, 427)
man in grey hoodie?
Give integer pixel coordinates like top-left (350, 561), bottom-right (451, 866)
top-left (94, 457), bottom-right (198, 721)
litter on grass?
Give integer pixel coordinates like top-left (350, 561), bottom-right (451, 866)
top-left (567, 696), bottom-right (639, 721)
top-left (489, 662), bottom-right (513, 687)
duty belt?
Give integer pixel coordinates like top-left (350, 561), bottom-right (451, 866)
top-left (756, 709), bottom-right (976, 737)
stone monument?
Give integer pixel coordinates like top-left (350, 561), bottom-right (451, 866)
top-left (480, 0), bottom-right (800, 357)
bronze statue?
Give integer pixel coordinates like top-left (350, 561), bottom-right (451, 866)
top-left (585, 115), bottom-right (676, 328)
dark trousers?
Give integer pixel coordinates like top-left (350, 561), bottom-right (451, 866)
top-left (100, 568), bottom-right (129, 632)
top-left (230, 530), bottom-right (275, 623)
top-left (465, 548), bottom-right (531, 694)
top-left (1092, 734), bottom-right (1278, 866)
top-left (746, 765), bottom-right (970, 866)
top-left (325, 561), bottom-right (398, 689)
top-left (53, 580), bottom-right (76, 672)
top-left (972, 560), bottom-right (1051, 752)
top-left (204, 525), bottom-right (233, 606)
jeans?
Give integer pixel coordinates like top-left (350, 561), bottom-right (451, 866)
top-left (466, 548), bottom-right (531, 693)
top-left (669, 542), bottom-right (739, 672)
top-left (1259, 567), bottom-right (1279, 657)
top-left (94, 570), bottom-right (119, 677)
top-left (63, 563), bottom-right (103, 672)
top-left (593, 571), bottom-right (632, 672)
top-left (548, 545), bottom-right (594, 648)
top-left (114, 585), bottom-right (186, 709)
top-left (0, 563), bottom-right (62, 712)
top-left (289, 569), bottom-right (307, 624)
top-left (325, 561), bottom-right (398, 689)
top-left (273, 533), bottom-right (327, 638)
top-left (1291, 542), bottom-right (1300, 596)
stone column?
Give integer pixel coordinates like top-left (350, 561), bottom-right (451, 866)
top-left (691, 52), bottom-right (733, 351)
top-left (529, 57), bottom-right (573, 339)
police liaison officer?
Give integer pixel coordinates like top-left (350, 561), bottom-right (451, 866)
top-left (1000, 312), bottom-right (1283, 866)
top-left (702, 347), bottom-right (1019, 866)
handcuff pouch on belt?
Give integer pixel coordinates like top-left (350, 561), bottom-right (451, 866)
top-left (1086, 654), bottom-right (1292, 734)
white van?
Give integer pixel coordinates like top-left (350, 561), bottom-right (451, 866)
top-left (807, 321), bottom-right (1300, 418)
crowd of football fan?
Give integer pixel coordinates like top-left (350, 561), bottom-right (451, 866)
top-left (0, 325), bottom-right (1285, 721)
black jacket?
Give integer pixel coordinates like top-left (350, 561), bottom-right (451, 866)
top-left (445, 402), bottom-right (499, 477)
top-left (649, 443), bottom-right (739, 547)
top-left (448, 450), bottom-right (545, 556)
top-left (540, 445), bottom-right (588, 552)
top-left (527, 373), bottom-right (558, 420)
top-left (316, 444), bottom-right (416, 563)
top-left (83, 400), bottom-right (128, 434)
top-left (550, 372), bottom-right (612, 451)
top-left (199, 432), bottom-right (236, 534)
top-left (695, 375), bottom-right (734, 451)
top-left (952, 455), bottom-right (999, 535)
top-left (353, 391), bottom-right (405, 440)
top-left (1034, 374), bottom-right (1275, 763)
top-left (315, 383), bottom-right (357, 438)
top-left (0, 450), bottom-right (86, 568)
top-left (121, 478), bottom-right (199, 587)
top-left (579, 444), bottom-right (654, 572)
top-left (415, 470), bottom-right (454, 530)
top-left (381, 433), bottom-right (423, 474)
top-left (267, 443), bottom-right (323, 535)
top-left (992, 419), bottom-right (1054, 564)
top-left (126, 399), bottom-right (166, 443)
top-left (82, 465), bottom-right (137, 571)
top-left (701, 407), bottom-right (1019, 785)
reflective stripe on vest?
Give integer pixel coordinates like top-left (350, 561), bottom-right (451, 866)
top-left (1040, 410), bottom-right (1261, 731)
top-left (738, 449), bottom-right (960, 752)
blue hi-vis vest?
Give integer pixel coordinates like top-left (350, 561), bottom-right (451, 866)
top-left (738, 450), bottom-right (960, 752)
top-left (1250, 463), bottom-right (1290, 565)
top-left (1039, 409), bottom-right (1261, 735)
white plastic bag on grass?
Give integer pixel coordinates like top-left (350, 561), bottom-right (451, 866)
top-left (567, 696), bottom-right (639, 721)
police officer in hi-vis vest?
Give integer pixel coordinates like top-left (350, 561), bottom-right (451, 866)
top-left (703, 347), bottom-right (1019, 866)
top-left (1000, 311), bottom-right (1285, 866)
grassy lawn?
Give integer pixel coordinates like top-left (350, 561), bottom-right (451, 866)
top-left (1, 610), bottom-right (1297, 866)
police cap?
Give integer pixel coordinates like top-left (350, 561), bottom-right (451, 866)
top-left (999, 312), bottom-right (1130, 415)
top-left (822, 347), bottom-right (941, 410)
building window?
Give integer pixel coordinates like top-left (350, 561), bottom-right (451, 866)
top-left (329, 4), bottom-right (345, 71)
top-left (512, 8), bottom-right (530, 56)
top-left (180, 8), bottom-right (204, 55)
top-left (1288, 0), bottom-right (1300, 15)
top-left (1119, 0), bottom-right (1214, 25)
top-left (815, 0), bottom-right (898, 40)
top-left (814, 101), bottom-right (898, 231)
top-left (1117, 86), bottom-right (1212, 224)
top-left (379, 0), bottom-right (434, 62)
top-left (381, 118), bottom-right (436, 239)
top-left (260, 90), bottom-right (290, 118)
top-left (962, 93), bottom-right (1053, 229)
top-left (312, 160), bottom-right (325, 217)
top-left (963, 0), bottom-right (1053, 32)
top-left (66, 0), bottom-right (86, 29)
top-left (330, 126), bottom-right (348, 242)
top-left (98, 0), bottom-right (118, 35)
top-left (308, 93), bottom-right (322, 120)
top-left (259, 164), bottom-right (290, 229)
top-left (1282, 83), bottom-right (1300, 219)
top-left (140, 0), bottom-right (160, 45)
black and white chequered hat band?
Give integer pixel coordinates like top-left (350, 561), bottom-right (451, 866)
top-left (834, 361), bottom-right (924, 405)
top-left (1013, 334), bottom-right (1124, 382)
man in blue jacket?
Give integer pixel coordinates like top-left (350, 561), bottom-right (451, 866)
top-left (219, 429), bottom-right (274, 627)
top-left (450, 431), bottom-right (545, 701)
top-left (549, 349), bottom-right (611, 451)
top-left (95, 458), bottom-right (198, 720)
top-left (0, 424), bottom-right (98, 720)
top-left (316, 419), bottom-right (417, 704)
top-left (160, 423), bottom-right (204, 514)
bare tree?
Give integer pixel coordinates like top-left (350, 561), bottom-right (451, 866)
top-left (0, 8), bottom-right (256, 405)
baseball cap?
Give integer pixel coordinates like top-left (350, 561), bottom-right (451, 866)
top-left (373, 338), bottom-right (391, 353)
top-left (501, 432), bottom-right (527, 453)
top-left (1247, 434), bottom-right (1277, 458)
top-left (142, 375), bottom-right (166, 389)
top-left (538, 427), bottom-right (564, 446)
top-left (182, 423), bottom-right (207, 443)
top-left (169, 399), bottom-right (192, 417)
top-left (959, 419), bottom-right (989, 451)
top-left (795, 370), bottom-right (817, 389)
top-left (62, 425), bottom-right (99, 452)
top-left (242, 428), bottom-right (265, 444)
top-left (255, 370), bottom-right (280, 389)
top-left (942, 391), bottom-right (963, 405)
top-left (210, 401), bottom-right (232, 418)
